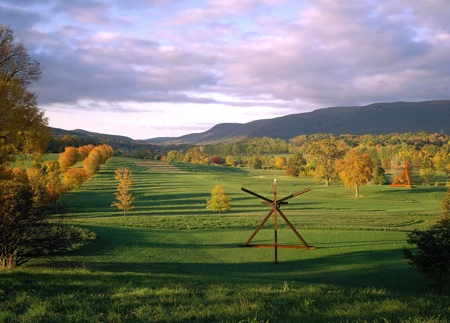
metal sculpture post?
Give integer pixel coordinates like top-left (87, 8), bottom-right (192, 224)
top-left (240, 179), bottom-right (315, 264)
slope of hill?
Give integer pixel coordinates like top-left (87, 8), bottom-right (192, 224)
top-left (142, 100), bottom-right (450, 144)
top-left (51, 128), bottom-right (135, 143)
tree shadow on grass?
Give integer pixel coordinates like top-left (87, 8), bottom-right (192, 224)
top-left (32, 247), bottom-right (427, 295)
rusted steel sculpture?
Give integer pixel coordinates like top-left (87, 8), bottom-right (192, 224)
top-left (390, 160), bottom-right (416, 188)
top-left (240, 179), bottom-right (315, 264)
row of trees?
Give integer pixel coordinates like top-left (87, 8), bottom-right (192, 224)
top-left (61, 144), bottom-right (113, 189)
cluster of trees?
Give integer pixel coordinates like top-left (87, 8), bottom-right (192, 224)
top-left (164, 135), bottom-right (450, 197)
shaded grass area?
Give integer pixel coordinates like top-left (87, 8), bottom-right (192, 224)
top-left (29, 225), bottom-right (417, 293)
top-left (1, 268), bottom-right (450, 322)
top-left (2, 224), bottom-right (450, 322)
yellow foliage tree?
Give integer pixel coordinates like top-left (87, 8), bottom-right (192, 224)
top-left (336, 148), bottom-right (374, 197)
top-left (111, 167), bottom-right (136, 219)
top-left (206, 185), bottom-right (231, 214)
top-left (274, 156), bottom-right (287, 169)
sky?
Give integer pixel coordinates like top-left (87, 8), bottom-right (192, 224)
top-left (1, 0), bottom-right (449, 140)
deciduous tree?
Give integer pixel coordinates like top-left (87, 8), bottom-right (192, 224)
top-left (83, 156), bottom-right (99, 176)
top-left (111, 167), bottom-right (136, 219)
top-left (0, 24), bottom-right (49, 165)
top-left (419, 155), bottom-right (436, 185)
top-left (336, 148), bottom-right (374, 197)
top-left (274, 156), bottom-right (287, 170)
top-left (64, 168), bottom-right (89, 190)
top-left (206, 185), bottom-right (231, 214)
top-left (58, 147), bottom-right (80, 172)
top-left (184, 147), bottom-right (203, 164)
top-left (166, 150), bottom-right (184, 162)
top-left (307, 139), bottom-right (347, 186)
top-left (285, 153), bottom-right (306, 176)
top-left (249, 155), bottom-right (262, 169)
top-left (226, 155), bottom-right (236, 166)
top-left (42, 161), bottom-right (66, 202)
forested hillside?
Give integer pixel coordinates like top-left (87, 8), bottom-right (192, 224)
top-left (145, 100), bottom-right (450, 144)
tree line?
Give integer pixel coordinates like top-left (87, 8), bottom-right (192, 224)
top-left (163, 133), bottom-right (449, 192)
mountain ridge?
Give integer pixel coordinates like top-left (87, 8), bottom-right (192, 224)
top-left (51, 100), bottom-right (450, 145)
top-left (141, 100), bottom-right (450, 144)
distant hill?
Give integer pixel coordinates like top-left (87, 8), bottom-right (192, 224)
top-left (51, 128), bottom-right (135, 143)
top-left (52, 100), bottom-right (450, 146)
top-left (142, 100), bottom-right (450, 144)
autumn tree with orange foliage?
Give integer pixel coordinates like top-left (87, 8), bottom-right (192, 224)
top-left (58, 147), bottom-right (80, 172)
top-left (42, 161), bottom-right (66, 202)
top-left (336, 148), bottom-right (374, 197)
top-left (64, 168), bottom-right (89, 190)
top-left (77, 144), bottom-right (94, 161)
top-left (25, 161), bottom-right (65, 205)
top-left (83, 144), bottom-right (114, 176)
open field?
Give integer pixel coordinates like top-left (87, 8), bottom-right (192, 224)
top-left (1, 157), bottom-right (450, 322)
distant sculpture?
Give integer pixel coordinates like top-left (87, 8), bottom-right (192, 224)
top-left (390, 160), bottom-right (417, 188)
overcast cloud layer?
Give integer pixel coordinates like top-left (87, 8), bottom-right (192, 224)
top-left (1, 0), bottom-right (449, 139)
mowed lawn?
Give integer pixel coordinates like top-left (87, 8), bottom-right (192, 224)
top-left (2, 157), bottom-right (450, 322)
top-left (60, 156), bottom-right (446, 294)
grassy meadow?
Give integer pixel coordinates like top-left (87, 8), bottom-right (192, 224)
top-left (1, 156), bottom-right (450, 322)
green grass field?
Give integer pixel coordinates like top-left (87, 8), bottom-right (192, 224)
top-left (1, 157), bottom-right (449, 322)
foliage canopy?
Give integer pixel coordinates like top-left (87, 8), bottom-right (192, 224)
top-left (0, 24), bottom-right (49, 165)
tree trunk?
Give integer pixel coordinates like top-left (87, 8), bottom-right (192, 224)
top-left (355, 186), bottom-right (360, 198)
top-left (2, 254), bottom-right (14, 269)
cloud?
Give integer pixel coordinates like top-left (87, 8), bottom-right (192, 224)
top-left (1, 0), bottom-right (450, 131)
